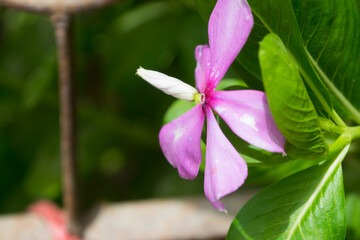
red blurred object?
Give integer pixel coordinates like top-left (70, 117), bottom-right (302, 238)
top-left (29, 201), bottom-right (80, 240)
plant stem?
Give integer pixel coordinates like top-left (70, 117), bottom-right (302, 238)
top-left (52, 13), bottom-right (81, 236)
top-left (330, 110), bottom-right (347, 128)
top-left (325, 125), bottom-right (360, 160)
top-left (347, 126), bottom-right (360, 141)
top-left (318, 117), bottom-right (346, 134)
top-left (329, 134), bottom-right (352, 156)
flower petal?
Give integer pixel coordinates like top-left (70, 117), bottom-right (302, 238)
top-left (209, 90), bottom-right (286, 153)
top-left (137, 67), bottom-right (198, 101)
top-left (159, 104), bottom-right (205, 179)
top-left (204, 106), bottom-right (248, 211)
top-left (208, 0), bottom-right (253, 90)
top-left (195, 45), bottom-right (211, 93)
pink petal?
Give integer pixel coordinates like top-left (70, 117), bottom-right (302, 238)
top-left (209, 90), bottom-right (286, 153)
top-left (208, 0), bottom-right (253, 90)
top-left (159, 104), bottom-right (205, 179)
top-left (204, 106), bottom-right (248, 211)
top-left (29, 201), bottom-right (80, 240)
top-left (195, 45), bottom-right (211, 93)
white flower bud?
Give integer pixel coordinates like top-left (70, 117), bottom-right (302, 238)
top-left (137, 67), bottom-right (198, 101)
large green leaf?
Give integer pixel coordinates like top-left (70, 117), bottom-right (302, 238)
top-left (292, 0), bottom-right (360, 123)
top-left (259, 33), bottom-right (327, 158)
top-left (227, 144), bottom-right (349, 240)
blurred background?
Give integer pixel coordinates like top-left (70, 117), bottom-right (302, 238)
top-left (0, 0), bottom-right (209, 214)
top-left (0, 0), bottom-right (359, 225)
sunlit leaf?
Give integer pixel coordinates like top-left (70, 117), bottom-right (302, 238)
top-left (259, 33), bottom-right (328, 158)
top-left (227, 144), bottom-right (349, 240)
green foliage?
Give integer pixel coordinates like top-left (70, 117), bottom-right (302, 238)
top-left (194, 0), bottom-right (216, 20)
top-left (346, 193), bottom-right (360, 239)
top-left (195, 1), bottom-right (359, 238)
top-left (259, 33), bottom-right (328, 159)
top-left (216, 78), bottom-right (248, 91)
top-left (22, 53), bottom-right (57, 111)
top-left (292, 0), bottom-right (360, 122)
top-left (163, 99), bottom-right (195, 124)
top-left (227, 145), bottom-right (349, 240)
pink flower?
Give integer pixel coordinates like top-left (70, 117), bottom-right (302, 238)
top-left (137, 0), bottom-right (285, 211)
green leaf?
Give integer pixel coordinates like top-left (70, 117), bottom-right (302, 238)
top-left (227, 144), bottom-right (349, 240)
top-left (163, 99), bottom-right (195, 124)
top-left (346, 193), bottom-right (360, 239)
top-left (215, 78), bottom-right (248, 91)
top-left (259, 33), bottom-right (328, 158)
top-left (246, 159), bottom-right (320, 185)
top-left (292, 0), bottom-right (360, 123)
top-left (22, 53), bottom-right (56, 111)
top-left (199, 140), bottom-right (206, 172)
top-left (194, 0), bottom-right (216, 21)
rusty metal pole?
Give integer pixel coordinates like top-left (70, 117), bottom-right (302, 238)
top-left (0, 0), bottom-right (122, 237)
top-left (51, 13), bottom-right (81, 236)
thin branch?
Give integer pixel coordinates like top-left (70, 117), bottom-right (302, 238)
top-left (0, 0), bottom-right (121, 14)
top-left (51, 12), bottom-right (81, 236)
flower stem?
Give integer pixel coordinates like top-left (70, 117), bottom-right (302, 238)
top-left (329, 134), bottom-right (351, 155)
top-left (325, 125), bottom-right (360, 160)
top-left (318, 117), bottom-right (346, 134)
top-left (330, 110), bottom-right (347, 128)
top-left (346, 126), bottom-right (360, 141)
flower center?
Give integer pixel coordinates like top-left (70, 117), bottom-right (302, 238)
top-left (194, 93), bottom-right (206, 105)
